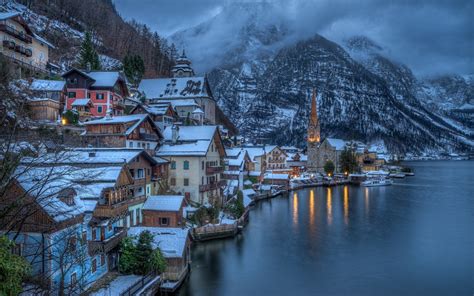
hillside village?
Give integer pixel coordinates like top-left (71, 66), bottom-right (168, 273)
top-left (0, 2), bottom-right (470, 296)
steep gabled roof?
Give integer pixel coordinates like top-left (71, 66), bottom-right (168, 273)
top-left (30, 79), bottom-right (65, 91)
top-left (83, 114), bottom-right (163, 138)
top-left (142, 195), bottom-right (184, 212)
top-left (139, 77), bottom-right (212, 100)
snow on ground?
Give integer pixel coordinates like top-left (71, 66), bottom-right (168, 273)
top-left (100, 55), bottom-right (123, 70)
top-left (90, 275), bottom-right (142, 296)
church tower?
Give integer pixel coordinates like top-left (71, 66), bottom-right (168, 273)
top-left (171, 50), bottom-right (195, 78)
top-left (307, 89), bottom-right (321, 172)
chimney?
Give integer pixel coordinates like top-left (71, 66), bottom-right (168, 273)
top-left (171, 125), bottom-right (179, 144)
top-left (105, 109), bottom-right (113, 120)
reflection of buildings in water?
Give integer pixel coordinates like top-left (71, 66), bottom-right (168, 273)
top-left (365, 187), bottom-right (369, 215)
top-left (293, 192), bottom-right (298, 226)
top-left (326, 187), bottom-right (332, 225)
top-left (344, 185), bottom-right (349, 225)
top-left (309, 189), bottom-right (315, 227)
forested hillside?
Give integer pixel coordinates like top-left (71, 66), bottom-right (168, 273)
top-left (12, 0), bottom-right (174, 76)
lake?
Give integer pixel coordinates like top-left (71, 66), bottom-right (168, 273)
top-left (178, 161), bottom-right (474, 296)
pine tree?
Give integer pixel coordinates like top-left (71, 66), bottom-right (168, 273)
top-left (79, 31), bottom-right (101, 70)
top-left (123, 54), bottom-right (145, 87)
top-left (135, 231), bottom-right (154, 275)
top-left (340, 148), bottom-right (359, 173)
top-left (0, 236), bottom-right (31, 295)
top-left (324, 160), bottom-right (335, 176)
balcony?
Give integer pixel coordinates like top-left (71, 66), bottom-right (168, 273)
top-left (206, 165), bottom-right (224, 174)
top-left (0, 52), bottom-right (47, 74)
top-left (152, 172), bottom-right (167, 181)
top-left (139, 133), bottom-right (160, 141)
top-left (199, 183), bottom-right (217, 192)
top-left (0, 24), bottom-right (33, 43)
top-left (2, 40), bottom-right (15, 50)
top-left (88, 227), bottom-right (127, 255)
top-left (93, 201), bottom-right (129, 218)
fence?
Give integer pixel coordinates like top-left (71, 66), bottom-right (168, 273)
top-left (120, 272), bottom-right (158, 296)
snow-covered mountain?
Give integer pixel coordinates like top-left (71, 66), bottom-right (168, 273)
top-left (171, 3), bottom-right (473, 154)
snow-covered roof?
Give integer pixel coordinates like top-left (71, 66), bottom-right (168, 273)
top-left (30, 79), bottom-right (65, 91)
top-left (242, 145), bottom-right (277, 161)
top-left (264, 172), bottom-right (289, 180)
top-left (0, 12), bottom-right (19, 20)
top-left (163, 125), bottom-right (216, 141)
top-left (160, 99), bottom-right (199, 108)
top-left (71, 98), bottom-right (91, 106)
top-left (192, 108), bottom-right (204, 114)
top-left (153, 156), bottom-right (169, 164)
top-left (139, 77), bottom-right (209, 100)
top-left (241, 188), bottom-right (256, 207)
top-left (139, 103), bottom-right (172, 116)
top-left (157, 140), bottom-right (211, 157)
top-left (128, 227), bottom-right (189, 258)
top-left (39, 148), bottom-right (155, 165)
top-left (32, 33), bottom-right (55, 48)
top-left (87, 71), bottom-right (122, 87)
top-left (142, 195), bottom-right (184, 212)
top-left (326, 138), bottom-right (347, 150)
top-left (14, 165), bottom-right (124, 222)
top-left (225, 148), bottom-right (243, 158)
top-left (83, 114), bottom-right (162, 137)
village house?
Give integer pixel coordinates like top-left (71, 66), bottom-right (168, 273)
top-left (27, 79), bottom-right (66, 122)
top-left (314, 138), bottom-right (347, 173)
top-left (0, 12), bottom-right (55, 77)
top-left (141, 195), bottom-right (186, 227)
top-left (138, 51), bottom-right (216, 125)
top-left (156, 125), bottom-right (227, 205)
top-left (356, 148), bottom-right (386, 172)
top-left (223, 147), bottom-right (252, 180)
top-left (241, 145), bottom-right (287, 176)
top-left (128, 227), bottom-right (191, 293)
top-left (286, 152), bottom-right (308, 177)
top-left (263, 172), bottom-right (290, 190)
top-left (130, 102), bottom-right (179, 131)
top-left (62, 68), bottom-right (129, 119)
top-left (81, 114), bottom-right (163, 155)
top-left (1, 163), bottom-right (138, 294)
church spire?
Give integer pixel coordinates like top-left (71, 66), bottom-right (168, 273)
top-left (307, 88), bottom-right (320, 143)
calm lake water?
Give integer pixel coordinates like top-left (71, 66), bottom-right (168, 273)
top-left (178, 161), bottom-right (474, 296)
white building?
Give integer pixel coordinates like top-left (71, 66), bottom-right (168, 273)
top-left (156, 125), bottom-right (226, 205)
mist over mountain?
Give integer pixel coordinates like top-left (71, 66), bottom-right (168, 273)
top-left (170, 2), bottom-right (473, 154)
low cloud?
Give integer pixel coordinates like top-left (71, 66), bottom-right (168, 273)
top-left (115, 0), bottom-right (473, 77)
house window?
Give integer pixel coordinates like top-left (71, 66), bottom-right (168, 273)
top-left (68, 78), bottom-right (77, 84)
top-left (107, 223), bottom-right (112, 232)
top-left (171, 161), bottom-right (176, 170)
top-left (137, 169), bottom-right (144, 179)
top-left (184, 178), bottom-right (189, 186)
top-left (160, 217), bottom-right (169, 226)
top-left (82, 231), bottom-right (87, 244)
top-left (129, 142), bottom-right (134, 148)
top-left (68, 236), bottom-right (76, 252)
top-left (170, 178), bottom-right (176, 186)
top-left (97, 93), bottom-right (105, 100)
top-left (91, 258), bottom-right (97, 273)
top-left (146, 186), bottom-right (150, 194)
top-left (147, 169), bottom-right (150, 176)
top-left (68, 92), bottom-right (76, 98)
top-left (202, 161), bottom-right (204, 170)
top-left (92, 228), bottom-right (97, 240)
top-left (136, 209), bottom-right (140, 225)
top-left (100, 254), bottom-right (105, 266)
top-left (146, 143), bottom-right (150, 149)
top-left (97, 106), bottom-right (103, 113)
top-left (87, 92), bottom-right (91, 98)
top-left (71, 272), bottom-right (77, 287)
top-left (183, 161), bottom-right (189, 170)
top-left (11, 243), bottom-right (22, 256)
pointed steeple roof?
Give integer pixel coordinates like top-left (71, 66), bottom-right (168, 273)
top-left (307, 88), bottom-right (321, 143)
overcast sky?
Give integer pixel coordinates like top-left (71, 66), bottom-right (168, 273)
top-left (114, 0), bottom-right (473, 76)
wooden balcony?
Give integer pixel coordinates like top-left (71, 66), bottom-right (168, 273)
top-left (0, 24), bottom-right (33, 43)
top-left (206, 165), bottom-right (224, 174)
top-left (199, 183), bottom-right (217, 192)
top-left (93, 201), bottom-right (129, 218)
top-left (88, 227), bottom-right (127, 255)
top-left (0, 52), bottom-right (47, 74)
top-left (139, 133), bottom-right (160, 141)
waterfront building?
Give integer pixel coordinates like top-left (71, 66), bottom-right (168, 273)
top-left (141, 195), bottom-right (186, 227)
top-left (1, 163), bottom-right (137, 294)
top-left (62, 68), bottom-right (129, 119)
top-left (156, 125), bottom-right (226, 205)
top-left (81, 114), bottom-right (163, 155)
top-left (286, 152), bottom-right (308, 177)
top-left (0, 12), bottom-right (55, 77)
top-left (357, 148), bottom-right (386, 172)
top-left (223, 147), bottom-right (252, 180)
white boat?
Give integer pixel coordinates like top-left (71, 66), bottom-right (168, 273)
top-left (389, 172), bottom-right (406, 178)
top-left (362, 179), bottom-right (393, 187)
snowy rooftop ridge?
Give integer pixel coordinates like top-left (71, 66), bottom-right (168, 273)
top-left (128, 227), bottom-right (189, 258)
top-left (326, 138), bottom-right (347, 151)
top-left (142, 195), bottom-right (185, 212)
top-left (139, 77), bottom-right (208, 100)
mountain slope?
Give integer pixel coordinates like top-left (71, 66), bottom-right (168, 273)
top-left (173, 5), bottom-right (473, 154)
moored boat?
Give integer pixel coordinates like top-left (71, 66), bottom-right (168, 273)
top-left (389, 172), bottom-right (406, 178)
top-left (362, 179), bottom-right (393, 187)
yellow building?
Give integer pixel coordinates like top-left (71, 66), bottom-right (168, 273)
top-left (0, 12), bottom-right (54, 77)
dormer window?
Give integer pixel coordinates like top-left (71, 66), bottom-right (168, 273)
top-left (68, 78), bottom-right (77, 84)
